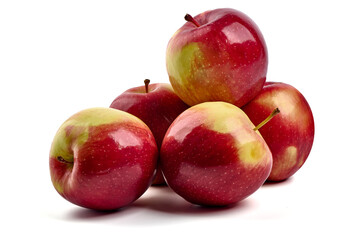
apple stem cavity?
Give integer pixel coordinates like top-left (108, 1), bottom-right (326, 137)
top-left (184, 14), bottom-right (200, 27)
top-left (144, 79), bottom-right (150, 93)
top-left (57, 156), bottom-right (73, 165)
top-left (253, 108), bottom-right (280, 131)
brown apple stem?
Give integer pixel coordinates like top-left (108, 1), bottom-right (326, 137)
top-left (56, 156), bottom-right (73, 164)
top-left (184, 14), bottom-right (200, 27)
top-left (253, 108), bottom-right (280, 131)
top-left (144, 79), bottom-right (150, 93)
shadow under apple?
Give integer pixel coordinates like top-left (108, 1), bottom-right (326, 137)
top-left (64, 204), bottom-right (133, 222)
top-left (132, 186), bottom-right (253, 216)
top-left (118, 186), bottom-right (256, 226)
top-left (262, 176), bottom-right (295, 187)
top-left (62, 185), bottom-right (255, 225)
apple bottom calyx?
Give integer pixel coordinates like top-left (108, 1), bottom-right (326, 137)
top-left (56, 156), bottom-right (73, 165)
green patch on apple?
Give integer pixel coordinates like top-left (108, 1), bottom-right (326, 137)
top-left (52, 179), bottom-right (64, 194)
top-left (50, 108), bottom-right (143, 161)
top-left (167, 42), bottom-right (204, 86)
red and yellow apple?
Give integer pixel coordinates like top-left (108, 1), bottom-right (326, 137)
top-left (110, 80), bottom-right (188, 185)
top-left (242, 82), bottom-right (315, 181)
top-left (49, 107), bottom-right (158, 210)
top-left (166, 8), bottom-right (268, 107)
top-left (160, 102), bottom-right (272, 206)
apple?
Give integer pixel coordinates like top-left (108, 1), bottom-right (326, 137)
top-left (166, 8), bottom-right (268, 107)
top-left (49, 107), bottom-right (158, 210)
top-left (109, 79), bottom-right (188, 185)
top-left (160, 101), bottom-right (274, 206)
top-left (242, 82), bottom-right (315, 181)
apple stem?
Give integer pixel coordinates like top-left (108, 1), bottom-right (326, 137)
top-left (144, 79), bottom-right (150, 93)
top-left (253, 108), bottom-right (280, 131)
top-left (184, 14), bottom-right (200, 27)
top-left (56, 156), bottom-right (73, 164)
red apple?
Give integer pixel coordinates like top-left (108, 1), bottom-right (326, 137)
top-left (110, 80), bottom-right (188, 185)
top-left (49, 107), bottom-right (158, 210)
top-left (242, 82), bottom-right (315, 181)
top-left (160, 102), bottom-right (273, 206)
top-left (166, 8), bottom-right (268, 107)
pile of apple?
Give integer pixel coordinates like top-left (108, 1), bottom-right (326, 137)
top-left (49, 8), bottom-right (314, 210)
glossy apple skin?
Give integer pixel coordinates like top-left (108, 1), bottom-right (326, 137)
top-left (242, 82), bottom-right (315, 181)
top-left (166, 8), bottom-right (268, 107)
top-left (110, 83), bottom-right (188, 185)
top-left (160, 102), bottom-right (272, 206)
top-left (49, 107), bottom-right (157, 210)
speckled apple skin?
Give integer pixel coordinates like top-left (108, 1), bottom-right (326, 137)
top-left (242, 82), bottom-right (315, 181)
top-left (160, 102), bottom-right (272, 206)
top-left (166, 8), bottom-right (268, 107)
top-left (49, 108), bottom-right (158, 210)
top-left (110, 83), bottom-right (189, 185)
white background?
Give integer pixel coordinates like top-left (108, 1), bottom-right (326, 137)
top-left (1, 0), bottom-right (359, 239)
